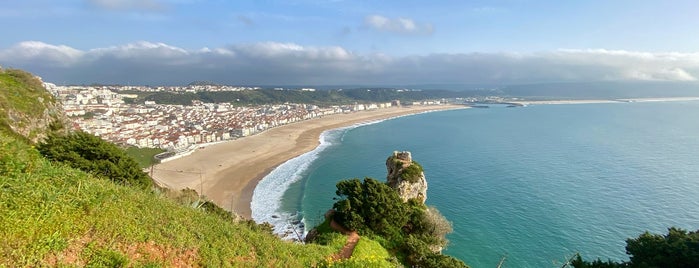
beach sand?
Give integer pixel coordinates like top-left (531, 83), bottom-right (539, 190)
top-left (151, 105), bottom-right (465, 219)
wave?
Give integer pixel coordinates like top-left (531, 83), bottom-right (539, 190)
top-left (250, 109), bottom-right (455, 240)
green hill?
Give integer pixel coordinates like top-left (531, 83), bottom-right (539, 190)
top-left (0, 132), bottom-right (339, 266)
top-left (0, 69), bottom-right (337, 266)
top-left (0, 68), bottom-right (64, 143)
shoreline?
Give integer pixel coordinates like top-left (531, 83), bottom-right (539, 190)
top-left (151, 105), bottom-right (466, 219)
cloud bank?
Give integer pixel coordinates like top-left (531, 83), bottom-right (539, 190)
top-left (1, 41), bottom-right (698, 85)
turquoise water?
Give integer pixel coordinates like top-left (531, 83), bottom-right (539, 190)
top-left (254, 101), bottom-right (699, 267)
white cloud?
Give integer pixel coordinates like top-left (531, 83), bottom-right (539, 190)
top-left (90, 41), bottom-right (189, 59)
top-left (1, 41), bottom-right (698, 85)
top-left (233, 42), bottom-right (353, 61)
top-left (551, 49), bottom-right (699, 81)
top-left (364, 15), bottom-right (434, 35)
top-left (0, 41), bottom-right (84, 66)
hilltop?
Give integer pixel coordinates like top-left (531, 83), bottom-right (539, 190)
top-left (0, 68), bottom-right (65, 142)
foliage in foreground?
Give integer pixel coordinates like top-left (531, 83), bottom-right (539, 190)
top-left (37, 131), bottom-right (153, 190)
top-left (0, 133), bottom-right (335, 266)
top-left (328, 177), bottom-right (467, 268)
top-left (572, 227), bottom-right (699, 268)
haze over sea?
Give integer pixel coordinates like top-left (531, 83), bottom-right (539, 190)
top-left (253, 100), bottom-right (699, 267)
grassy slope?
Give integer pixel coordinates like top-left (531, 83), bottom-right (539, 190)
top-left (312, 218), bottom-right (396, 267)
top-left (0, 69), bottom-right (56, 139)
top-left (0, 133), bottom-right (338, 267)
top-left (125, 147), bottom-right (166, 168)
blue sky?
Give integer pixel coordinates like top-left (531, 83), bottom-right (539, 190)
top-left (1, 0), bottom-right (698, 85)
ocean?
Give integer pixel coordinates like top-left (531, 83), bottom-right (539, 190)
top-left (251, 100), bottom-right (699, 267)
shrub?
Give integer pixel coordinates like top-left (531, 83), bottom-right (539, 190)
top-left (37, 131), bottom-right (153, 189)
top-left (329, 177), bottom-right (467, 268)
top-left (400, 161), bottom-right (423, 183)
top-left (332, 178), bottom-right (408, 236)
top-left (573, 227), bottom-right (699, 268)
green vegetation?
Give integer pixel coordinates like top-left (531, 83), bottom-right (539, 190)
top-left (0, 132), bottom-right (336, 266)
top-left (37, 131), bottom-right (154, 190)
top-left (400, 161), bottom-right (424, 183)
top-left (332, 178), bottom-right (408, 234)
top-left (310, 217), bottom-right (396, 268)
top-left (572, 227), bottom-right (699, 268)
top-left (323, 177), bottom-right (467, 268)
top-left (353, 238), bottom-right (391, 260)
top-left (0, 68), bottom-right (59, 141)
top-left (319, 237), bottom-right (396, 268)
top-left (125, 146), bottom-right (166, 168)
top-left (0, 68), bottom-right (343, 267)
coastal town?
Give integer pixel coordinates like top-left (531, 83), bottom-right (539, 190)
top-left (44, 83), bottom-right (448, 155)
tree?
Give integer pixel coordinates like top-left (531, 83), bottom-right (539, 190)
top-left (332, 177), bottom-right (408, 236)
top-left (573, 227), bottom-right (699, 268)
top-left (330, 177), bottom-right (468, 268)
top-left (38, 131), bottom-right (153, 189)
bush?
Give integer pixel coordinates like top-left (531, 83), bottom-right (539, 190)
top-left (332, 178), bottom-right (408, 236)
top-left (573, 227), bottom-right (699, 268)
top-left (37, 131), bottom-right (153, 189)
top-left (400, 161), bottom-right (423, 183)
top-left (329, 177), bottom-right (468, 268)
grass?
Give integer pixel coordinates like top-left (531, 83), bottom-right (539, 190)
top-left (124, 146), bottom-right (166, 168)
top-left (0, 69), bottom-right (54, 117)
top-left (0, 69), bottom-right (58, 140)
top-left (0, 133), bottom-right (337, 267)
top-left (349, 238), bottom-right (395, 267)
top-left (317, 237), bottom-right (395, 268)
top-left (310, 217), bottom-right (396, 268)
top-left (310, 218), bottom-right (349, 250)
top-left (400, 161), bottom-right (424, 183)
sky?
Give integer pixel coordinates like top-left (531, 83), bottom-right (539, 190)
top-left (1, 0), bottom-right (698, 86)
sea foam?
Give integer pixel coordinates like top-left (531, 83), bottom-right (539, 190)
top-left (250, 128), bottom-right (340, 240)
top-left (250, 109), bottom-right (454, 240)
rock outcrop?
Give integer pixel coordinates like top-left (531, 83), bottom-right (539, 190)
top-left (386, 151), bottom-right (427, 203)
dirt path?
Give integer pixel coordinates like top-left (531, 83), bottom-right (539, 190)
top-left (326, 210), bottom-right (360, 260)
top-left (335, 231), bottom-right (359, 260)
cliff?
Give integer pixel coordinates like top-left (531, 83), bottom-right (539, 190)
top-left (386, 151), bottom-right (428, 203)
top-left (0, 68), bottom-right (67, 142)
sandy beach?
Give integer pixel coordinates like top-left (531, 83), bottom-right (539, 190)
top-left (151, 105), bottom-right (465, 219)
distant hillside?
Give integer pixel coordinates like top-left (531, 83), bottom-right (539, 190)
top-left (0, 68), bottom-right (65, 142)
top-left (125, 87), bottom-right (475, 106)
top-left (501, 81), bottom-right (699, 99)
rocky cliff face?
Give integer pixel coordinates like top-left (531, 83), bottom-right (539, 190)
top-left (0, 68), bottom-right (67, 143)
top-left (386, 151), bottom-right (427, 203)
